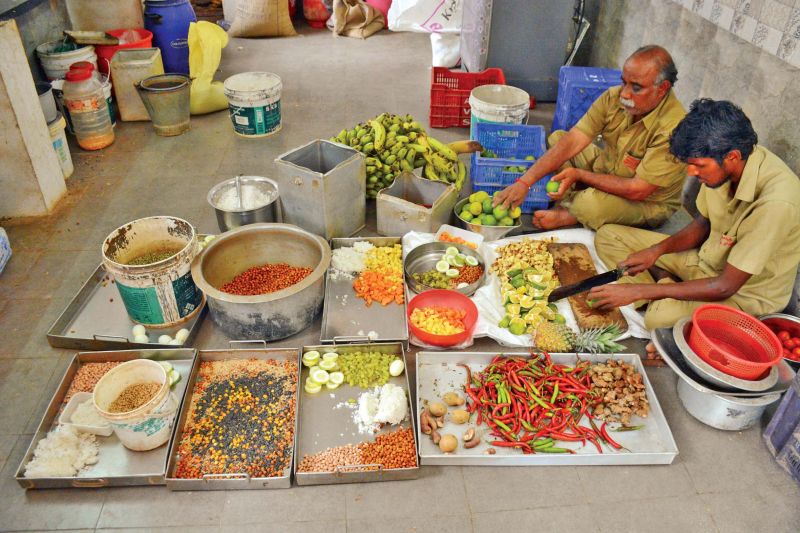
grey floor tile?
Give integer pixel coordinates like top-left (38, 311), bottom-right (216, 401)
top-left (701, 490), bottom-right (800, 533)
top-left (1, 222), bottom-right (55, 252)
top-left (9, 250), bottom-right (99, 300)
top-left (345, 466), bottom-right (468, 520)
top-left (349, 514), bottom-right (472, 533)
top-left (24, 353), bottom-right (75, 434)
top-left (0, 434), bottom-right (19, 473)
top-left (592, 495), bottom-right (717, 533)
top-left (220, 484), bottom-right (347, 526)
top-left (472, 505), bottom-right (598, 533)
top-left (96, 487), bottom-right (225, 529)
top-left (97, 527), bottom-right (219, 533)
top-left (220, 520), bottom-right (345, 533)
top-left (0, 250), bottom-right (41, 299)
top-left (0, 358), bottom-right (60, 435)
top-left (462, 465), bottom-right (587, 513)
top-left (0, 297), bottom-right (71, 359)
top-left (575, 463), bottom-right (696, 504)
top-left (0, 436), bottom-right (106, 531)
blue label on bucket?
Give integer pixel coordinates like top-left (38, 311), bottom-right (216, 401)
top-left (172, 271), bottom-right (202, 317)
top-left (116, 283), bottom-right (165, 325)
top-left (228, 101), bottom-right (281, 136)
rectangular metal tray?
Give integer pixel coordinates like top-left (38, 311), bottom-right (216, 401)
top-left (416, 352), bottom-right (679, 466)
top-left (320, 237), bottom-right (409, 344)
top-left (165, 345), bottom-right (300, 490)
top-left (294, 342), bottom-right (419, 485)
top-left (16, 349), bottom-right (197, 489)
top-left (46, 263), bottom-right (207, 351)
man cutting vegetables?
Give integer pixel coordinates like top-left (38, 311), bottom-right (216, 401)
top-left (589, 99), bottom-right (800, 330)
top-left (493, 45), bottom-right (686, 231)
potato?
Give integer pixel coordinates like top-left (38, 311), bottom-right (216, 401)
top-left (442, 391), bottom-right (465, 407)
top-left (450, 409), bottom-right (469, 424)
top-left (428, 401), bottom-right (447, 417)
top-left (438, 434), bottom-right (458, 453)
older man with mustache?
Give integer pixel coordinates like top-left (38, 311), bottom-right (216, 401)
top-left (494, 45), bottom-right (687, 231)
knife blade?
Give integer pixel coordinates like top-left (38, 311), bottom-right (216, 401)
top-left (547, 268), bottom-right (625, 303)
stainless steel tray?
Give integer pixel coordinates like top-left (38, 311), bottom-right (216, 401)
top-left (16, 349), bottom-right (197, 489)
top-left (416, 352), bottom-right (679, 466)
top-left (46, 264), bottom-right (207, 351)
top-left (294, 342), bottom-right (419, 485)
top-left (652, 327), bottom-right (795, 397)
top-left (165, 343), bottom-right (300, 490)
top-left (320, 237), bottom-right (409, 344)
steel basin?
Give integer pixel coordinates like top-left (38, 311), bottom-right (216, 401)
top-left (191, 223), bottom-right (331, 341)
top-left (676, 378), bottom-right (781, 431)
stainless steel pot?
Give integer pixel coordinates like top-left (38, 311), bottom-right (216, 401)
top-left (191, 223), bottom-right (331, 341)
top-left (676, 378), bottom-right (782, 431)
top-left (207, 176), bottom-right (280, 233)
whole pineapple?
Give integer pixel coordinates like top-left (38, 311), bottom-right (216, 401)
top-left (534, 321), bottom-right (575, 352)
top-left (573, 324), bottom-right (625, 354)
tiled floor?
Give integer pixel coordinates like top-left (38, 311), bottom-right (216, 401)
top-left (0, 25), bottom-right (798, 533)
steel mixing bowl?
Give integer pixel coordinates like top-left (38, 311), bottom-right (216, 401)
top-left (207, 176), bottom-right (280, 233)
top-left (404, 241), bottom-right (486, 297)
top-left (453, 198), bottom-right (520, 241)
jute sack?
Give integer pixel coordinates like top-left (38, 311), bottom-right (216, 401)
top-left (332, 0), bottom-right (384, 39)
top-left (228, 0), bottom-right (297, 37)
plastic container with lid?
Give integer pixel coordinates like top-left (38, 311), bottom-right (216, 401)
top-left (63, 64), bottom-right (115, 150)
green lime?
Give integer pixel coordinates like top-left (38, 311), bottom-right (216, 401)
top-left (525, 155), bottom-right (536, 161)
top-left (509, 206), bottom-right (522, 219)
top-left (492, 205), bottom-right (508, 220)
top-left (482, 198), bottom-right (494, 214)
top-left (546, 180), bottom-right (560, 194)
top-left (460, 210), bottom-right (473, 221)
top-left (471, 219), bottom-right (482, 226)
top-left (473, 190), bottom-right (489, 203)
top-left (500, 216), bottom-right (515, 226)
top-left (482, 214), bottom-right (497, 226)
top-left (508, 318), bottom-right (527, 335)
top-left (469, 201), bottom-right (483, 216)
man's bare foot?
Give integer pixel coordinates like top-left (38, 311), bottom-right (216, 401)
top-left (532, 208), bottom-right (579, 230)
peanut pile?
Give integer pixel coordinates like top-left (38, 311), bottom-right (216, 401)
top-left (65, 362), bottom-right (121, 403)
top-left (297, 427), bottom-right (417, 472)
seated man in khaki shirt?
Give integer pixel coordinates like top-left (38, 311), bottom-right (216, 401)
top-left (589, 99), bottom-right (800, 330)
top-left (494, 45), bottom-right (687, 230)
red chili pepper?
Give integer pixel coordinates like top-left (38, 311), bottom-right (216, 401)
top-left (600, 422), bottom-right (622, 449)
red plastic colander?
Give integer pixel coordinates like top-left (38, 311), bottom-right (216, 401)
top-left (688, 304), bottom-right (782, 380)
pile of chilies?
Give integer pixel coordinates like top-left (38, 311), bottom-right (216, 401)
top-left (460, 353), bottom-right (622, 454)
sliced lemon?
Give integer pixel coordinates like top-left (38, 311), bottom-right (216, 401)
top-left (310, 368), bottom-right (330, 384)
top-left (436, 260), bottom-right (450, 273)
top-left (329, 371), bottom-right (345, 385)
top-left (519, 295), bottom-right (535, 308)
top-left (465, 256), bottom-right (478, 266)
top-left (319, 359), bottom-right (338, 371)
top-left (305, 381), bottom-right (322, 394)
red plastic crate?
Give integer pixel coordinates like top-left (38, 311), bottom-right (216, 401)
top-left (429, 67), bottom-right (506, 129)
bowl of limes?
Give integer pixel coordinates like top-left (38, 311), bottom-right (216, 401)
top-left (454, 190), bottom-right (522, 241)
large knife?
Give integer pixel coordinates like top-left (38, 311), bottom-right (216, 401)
top-left (547, 268), bottom-right (626, 303)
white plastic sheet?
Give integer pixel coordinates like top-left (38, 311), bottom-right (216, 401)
top-left (402, 229), bottom-right (650, 349)
top-left (388, 0), bottom-right (463, 34)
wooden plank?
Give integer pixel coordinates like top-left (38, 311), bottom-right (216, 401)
top-left (548, 242), bottom-right (627, 332)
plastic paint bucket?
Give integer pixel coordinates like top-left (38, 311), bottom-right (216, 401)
top-left (36, 41), bottom-right (98, 81)
top-left (223, 72), bottom-right (282, 138)
top-left (48, 113), bottom-right (74, 179)
top-left (468, 84), bottom-right (530, 140)
top-left (93, 359), bottom-right (178, 451)
top-left (102, 216), bottom-right (203, 328)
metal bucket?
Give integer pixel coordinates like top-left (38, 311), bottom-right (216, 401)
top-left (102, 216), bottom-right (203, 328)
top-left (135, 73), bottom-right (191, 136)
top-left (207, 176), bottom-right (280, 233)
top-left (191, 223), bottom-right (331, 341)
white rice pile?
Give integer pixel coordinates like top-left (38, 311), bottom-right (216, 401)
top-left (330, 241), bottom-right (374, 280)
top-left (24, 426), bottom-right (99, 478)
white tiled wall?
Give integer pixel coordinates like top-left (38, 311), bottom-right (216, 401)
top-left (670, 0), bottom-right (800, 67)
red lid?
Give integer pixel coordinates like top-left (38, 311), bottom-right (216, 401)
top-left (71, 61), bottom-right (95, 72)
top-left (65, 68), bottom-right (92, 82)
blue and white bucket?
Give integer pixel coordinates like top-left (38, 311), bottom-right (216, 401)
top-left (93, 359), bottom-right (178, 451)
top-left (223, 72), bottom-right (282, 138)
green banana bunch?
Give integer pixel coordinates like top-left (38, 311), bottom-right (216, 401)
top-left (416, 136), bottom-right (483, 191)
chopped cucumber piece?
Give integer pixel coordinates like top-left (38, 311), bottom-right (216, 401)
top-left (465, 256), bottom-right (479, 266)
top-left (325, 381), bottom-right (341, 390)
top-left (321, 352), bottom-right (339, 362)
top-left (329, 371), bottom-right (345, 385)
top-left (310, 368), bottom-right (330, 384)
top-left (304, 382), bottom-right (322, 394)
top-left (445, 268), bottom-right (459, 278)
top-left (319, 359), bottom-right (338, 371)
top-left (436, 260), bottom-right (450, 273)
top-left (168, 369), bottom-right (181, 386)
top-left (445, 246), bottom-right (459, 256)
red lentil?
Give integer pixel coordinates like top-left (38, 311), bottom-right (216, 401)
top-left (452, 265), bottom-right (483, 286)
top-left (219, 263), bottom-right (313, 296)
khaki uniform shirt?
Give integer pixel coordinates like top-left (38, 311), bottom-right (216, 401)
top-left (574, 86), bottom-right (687, 210)
top-left (695, 145), bottom-right (800, 312)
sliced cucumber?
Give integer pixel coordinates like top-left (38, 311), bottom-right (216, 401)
top-left (319, 359), bottom-right (338, 371)
top-left (158, 361), bottom-right (174, 373)
top-left (435, 260), bottom-right (450, 273)
top-left (465, 256), bottom-right (479, 266)
top-left (329, 371), bottom-right (345, 385)
top-left (305, 382), bottom-right (322, 394)
top-left (325, 381), bottom-right (341, 390)
top-left (168, 369), bottom-right (181, 386)
top-left (310, 368), bottom-right (330, 384)
top-left (321, 352), bottom-right (339, 363)
top-left (445, 268), bottom-right (459, 278)
top-left (445, 246), bottom-right (459, 256)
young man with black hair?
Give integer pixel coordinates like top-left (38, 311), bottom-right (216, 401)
top-left (493, 45), bottom-right (687, 230)
top-left (590, 98), bottom-right (800, 329)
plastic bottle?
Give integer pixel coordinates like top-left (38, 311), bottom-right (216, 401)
top-left (70, 61), bottom-right (116, 126)
top-left (63, 64), bottom-right (114, 150)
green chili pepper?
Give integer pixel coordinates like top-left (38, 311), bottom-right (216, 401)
top-left (551, 383), bottom-right (559, 403)
top-left (611, 424), bottom-right (645, 432)
top-left (537, 447), bottom-right (571, 453)
top-left (495, 420), bottom-right (512, 433)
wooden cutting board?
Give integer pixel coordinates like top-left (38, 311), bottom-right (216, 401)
top-left (548, 243), bottom-right (627, 332)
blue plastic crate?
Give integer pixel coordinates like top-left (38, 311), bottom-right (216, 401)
top-left (552, 66), bottom-right (622, 132)
top-left (469, 122), bottom-right (551, 213)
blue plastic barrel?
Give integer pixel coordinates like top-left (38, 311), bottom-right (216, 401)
top-left (144, 0), bottom-right (197, 75)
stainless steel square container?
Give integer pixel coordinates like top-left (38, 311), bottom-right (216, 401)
top-left (376, 171), bottom-right (459, 236)
top-left (274, 140), bottom-right (366, 239)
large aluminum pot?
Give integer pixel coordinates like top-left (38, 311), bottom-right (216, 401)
top-left (191, 223), bottom-right (331, 341)
top-left (676, 378), bottom-right (781, 431)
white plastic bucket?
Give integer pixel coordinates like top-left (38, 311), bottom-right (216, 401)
top-left (223, 72), bottom-right (282, 138)
top-left (469, 84), bottom-right (530, 140)
top-left (102, 216), bottom-right (203, 328)
top-left (93, 359), bottom-right (178, 451)
top-left (48, 113), bottom-right (74, 179)
top-left (36, 41), bottom-right (98, 81)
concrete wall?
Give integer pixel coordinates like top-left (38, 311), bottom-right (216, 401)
top-left (0, 0), bottom-right (71, 81)
top-left (588, 0), bottom-right (800, 172)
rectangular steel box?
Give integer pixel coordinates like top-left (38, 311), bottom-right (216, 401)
top-left (274, 139), bottom-right (366, 239)
top-left (376, 171), bottom-right (458, 236)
